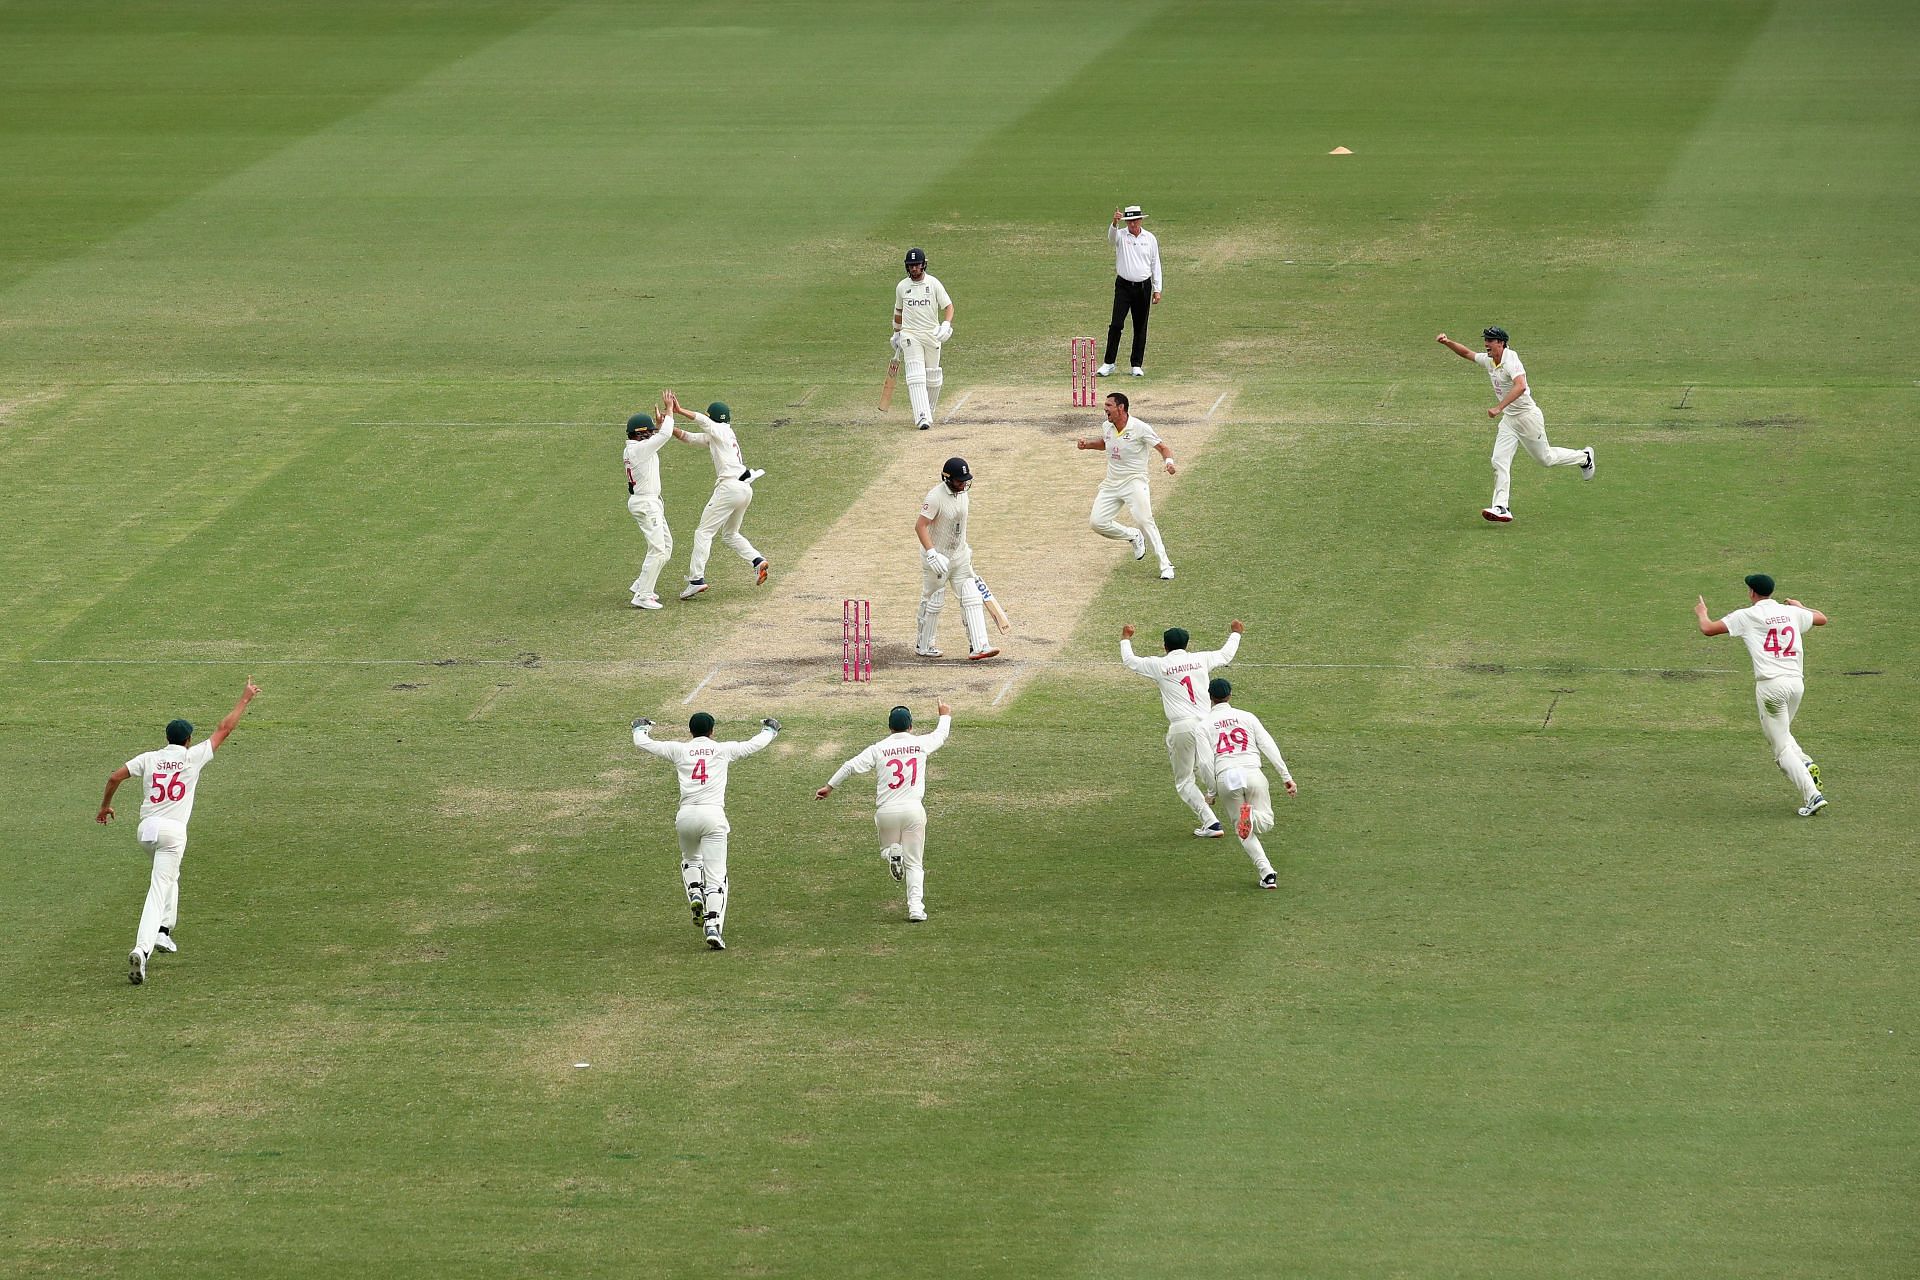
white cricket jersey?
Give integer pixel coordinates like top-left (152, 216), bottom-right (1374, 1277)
top-left (918, 483), bottom-right (971, 557)
top-left (1473, 349), bottom-right (1537, 417)
top-left (125, 739), bottom-right (217, 827)
top-left (1109, 224), bottom-right (1163, 291)
top-left (682, 412), bottom-right (750, 480)
top-left (624, 429), bottom-right (669, 499)
top-left (635, 728), bottom-right (775, 808)
top-left (1204, 704), bottom-right (1292, 783)
top-left (829, 716), bottom-right (952, 808)
top-left (1102, 417), bottom-right (1162, 486)
top-left (894, 274), bottom-right (951, 338)
top-left (1722, 600), bottom-right (1817, 682)
top-left (1122, 632), bottom-right (1240, 724)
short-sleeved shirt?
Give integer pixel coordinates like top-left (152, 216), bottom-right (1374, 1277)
top-left (828, 717), bottom-right (953, 808)
top-left (1723, 599), bottom-right (1816, 682)
top-left (1102, 416), bottom-right (1162, 486)
top-left (1473, 349), bottom-right (1537, 416)
top-left (895, 274), bottom-right (951, 339)
top-left (919, 483), bottom-right (970, 557)
top-left (624, 430), bottom-right (669, 499)
top-left (125, 740), bottom-right (217, 827)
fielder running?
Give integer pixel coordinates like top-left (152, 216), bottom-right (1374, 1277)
top-left (1076, 391), bottom-right (1177, 579)
top-left (915, 456), bottom-right (1000, 661)
top-left (622, 406), bottom-right (672, 610)
top-left (815, 701), bottom-right (953, 922)
top-left (632, 710), bottom-right (781, 949)
top-left (1199, 678), bottom-right (1298, 889)
top-left (95, 680), bottom-right (261, 985)
top-left (1436, 327), bottom-right (1593, 523)
top-left (1694, 573), bottom-right (1831, 817)
top-left (1121, 620), bottom-right (1244, 837)
top-left (664, 389), bottom-right (769, 600)
top-left (892, 247), bottom-right (954, 430)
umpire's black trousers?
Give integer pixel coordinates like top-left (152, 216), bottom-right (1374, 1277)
top-left (1104, 276), bottom-right (1152, 368)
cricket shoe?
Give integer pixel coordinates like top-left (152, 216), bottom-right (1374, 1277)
top-left (1195, 822), bottom-right (1224, 839)
top-left (1579, 447), bottom-right (1596, 481)
top-left (128, 948), bottom-right (146, 985)
top-left (1237, 802), bottom-right (1253, 840)
top-left (1128, 529), bottom-right (1147, 560)
top-left (883, 844), bottom-right (905, 882)
top-left (916, 417), bottom-right (932, 431)
top-left (907, 907), bottom-right (928, 923)
top-left (753, 558), bottom-right (770, 586)
top-left (688, 890), bottom-right (704, 928)
top-left (152, 931), bottom-right (177, 954)
top-left (1130, 367), bottom-right (1145, 377)
top-left (915, 646), bottom-right (943, 659)
top-left (704, 926), bottom-right (726, 950)
top-left (1259, 872), bottom-right (1278, 890)
top-left (1797, 794), bottom-right (1828, 818)
top-left (632, 594), bottom-right (663, 610)
top-left (967, 647), bottom-right (1000, 661)
top-left (1096, 363), bottom-right (1115, 377)
top-left (678, 579), bottom-right (709, 600)
top-left (1807, 761), bottom-right (1822, 791)
top-left (1481, 506), bottom-right (1514, 523)
top-left (1159, 566), bottom-right (1176, 580)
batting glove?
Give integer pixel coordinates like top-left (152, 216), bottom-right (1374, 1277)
top-left (890, 332), bottom-right (904, 353)
top-left (934, 320), bottom-right (952, 343)
top-left (924, 548), bottom-right (950, 579)
top-left (761, 717), bottom-right (782, 733)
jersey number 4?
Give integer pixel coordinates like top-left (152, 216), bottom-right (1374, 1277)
top-left (690, 759), bottom-right (709, 783)
top-left (1763, 626), bottom-right (1798, 658)
top-left (1214, 727), bottom-right (1250, 755)
top-left (147, 773), bottom-right (187, 803)
top-left (885, 757), bottom-right (920, 789)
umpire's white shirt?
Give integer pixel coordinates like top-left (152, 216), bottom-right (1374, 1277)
top-left (1109, 224), bottom-right (1163, 291)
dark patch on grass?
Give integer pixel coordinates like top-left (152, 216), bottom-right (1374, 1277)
top-left (1657, 668), bottom-right (1710, 681)
top-left (390, 682), bottom-right (424, 691)
top-left (1457, 662), bottom-right (1508, 676)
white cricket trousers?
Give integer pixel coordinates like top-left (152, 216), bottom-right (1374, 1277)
top-left (917, 549), bottom-right (991, 655)
top-left (627, 494), bottom-right (672, 599)
top-left (1219, 769), bottom-right (1277, 880)
top-left (1490, 406), bottom-right (1584, 510)
top-left (1090, 479), bottom-right (1171, 572)
top-left (875, 799), bottom-right (929, 916)
top-left (675, 804), bottom-right (731, 933)
top-left (1166, 720), bottom-right (1219, 826)
top-left (133, 817), bottom-right (187, 955)
top-left (687, 478), bottom-right (761, 582)
top-left (1754, 677), bottom-right (1819, 804)
top-left (900, 332), bottom-right (945, 425)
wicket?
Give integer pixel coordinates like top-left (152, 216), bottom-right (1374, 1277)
top-left (841, 598), bottom-right (872, 683)
top-left (1071, 336), bottom-right (1098, 407)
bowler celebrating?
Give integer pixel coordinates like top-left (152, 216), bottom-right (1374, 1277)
top-left (1077, 391), bottom-right (1177, 579)
top-left (1436, 327), bottom-right (1593, 523)
top-left (815, 701), bottom-right (953, 923)
top-left (1695, 574), bottom-right (1830, 816)
top-left (1120, 620), bottom-right (1244, 837)
top-left (892, 247), bottom-right (954, 430)
top-left (632, 710), bottom-right (781, 949)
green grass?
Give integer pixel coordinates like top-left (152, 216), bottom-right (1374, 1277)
top-left (3, 1), bottom-right (1916, 1276)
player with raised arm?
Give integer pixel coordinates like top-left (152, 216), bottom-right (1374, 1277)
top-left (1695, 573), bottom-right (1831, 816)
top-left (1120, 620), bottom-right (1245, 837)
top-left (96, 680), bottom-right (261, 984)
top-left (815, 701), bottom-right (953, 922)
top-left (664, 390), bottom-right (769, 601)
top-left (622, 405), bottom-right (673, 609)
top-left (1436, 327), bottom-right (1593, 523)
top-left (1076, 391), bottom-right (1178, 580)
top-left (1199, 678), bottom-right (1298, 889)
top-left (632, 710), bottom-right (780, 949)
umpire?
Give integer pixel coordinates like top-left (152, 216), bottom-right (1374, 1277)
top-left (1098, 204), bottom-right (1163, 378)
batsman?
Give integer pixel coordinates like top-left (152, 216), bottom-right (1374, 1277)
top-left (914, 457), bottom-right (1001, 661)
top-left (891, 247), bottom-right (953, 430)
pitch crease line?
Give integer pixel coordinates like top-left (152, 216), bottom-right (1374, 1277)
top-left (682, 667), bottom-right (720, 704)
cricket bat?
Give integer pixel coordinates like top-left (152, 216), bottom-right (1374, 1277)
top-left (880, 358), bottom-right (899, 411)
top-left (975, 576), bottom-right (1012, 634)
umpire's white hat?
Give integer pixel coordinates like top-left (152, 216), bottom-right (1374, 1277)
top-left (1121, 204), bottom-right (1148, 220)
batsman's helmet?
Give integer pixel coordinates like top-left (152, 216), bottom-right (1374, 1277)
top-left (942, 456), bottom-right (972, 492)
top-left (1163, 627), bottom-right (1189, 652)
top-left (689, 711), bottom-right (715, 737)
top-left (706, 402), bottom-right (731, 423)
top-left (905, 247), bottom-right (927, 269)
top-left (1482, 325), bottom-right (1510, 344)
top-left (165, 719), bottom-right (194, 746)
top-left (627, 413), bottom-right (656, 439)
top-left (1208, 677), bottom-right (1232, 701)
top-left (889, 706), bottom-right (913, 732)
